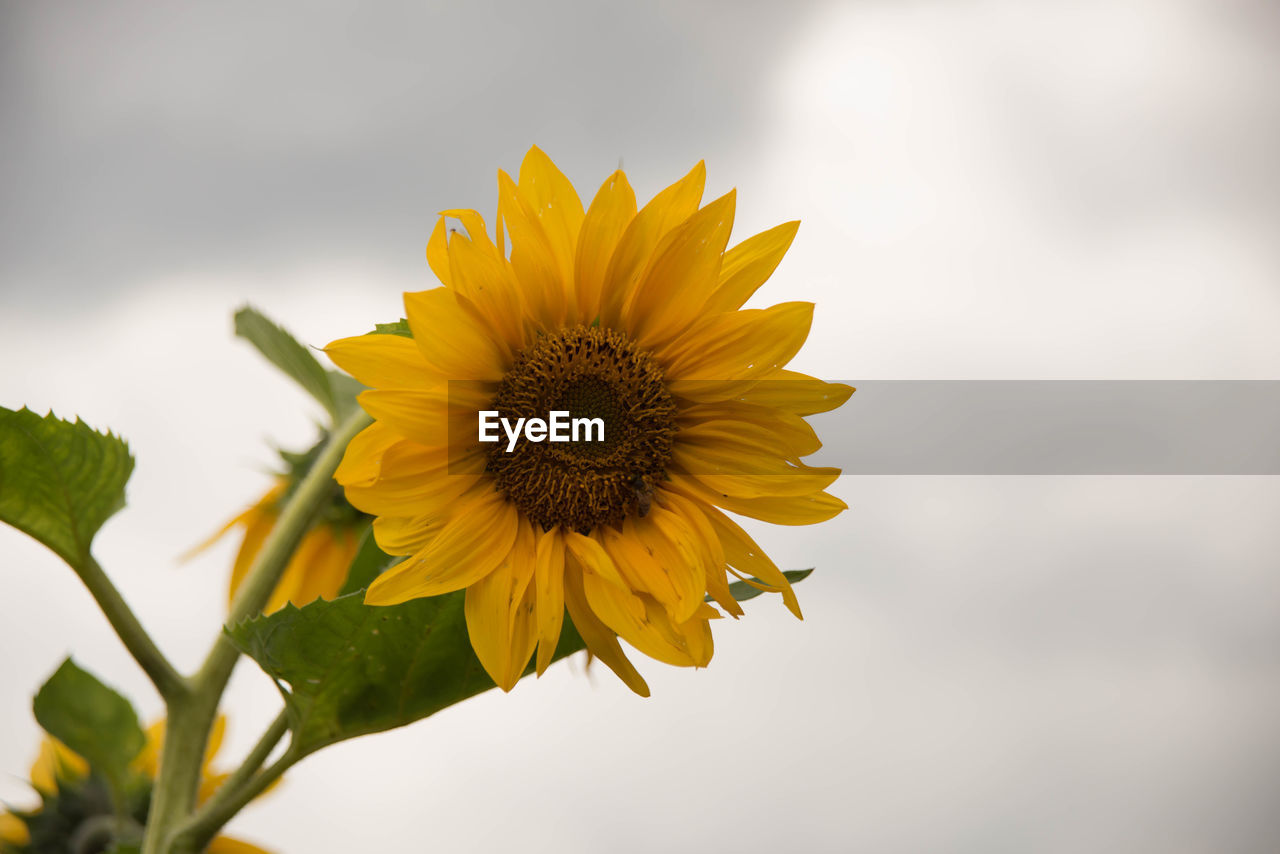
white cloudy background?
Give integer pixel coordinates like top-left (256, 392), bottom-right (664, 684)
top-left (3, 1), bottom-right (1279, 851)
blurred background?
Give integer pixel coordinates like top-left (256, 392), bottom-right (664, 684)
top-left (3, 0), bottom-right (1279, 851)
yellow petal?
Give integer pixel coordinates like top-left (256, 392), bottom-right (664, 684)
top-left (377, 437), bottom-right (455, 477)
top-left (506, 518), bottom-right (538, 633)
top-left (672, 422), bottom-right (841, 497)
top-left (732, 370), bottom-right (855, 416)
top-left (643, 503), bottom-right (716, 622)
top-left (534, 526), bottom-right (566, 675)
top-left (567, 530), bottom-right (703, 663)
top-left (670, 474), bottom-right (847, 527)
top-left (426, 216), bottom-right (452, 286)
top-left (675, 416), bottom-right (821, 464)
top-left (673, 604), bottom-right (716, 667)
top-left (30, 736), bottom-right (88, 794)
top-left (206, 836), bottom-right (274, 854)
top-left (563, 561), bottom-right (650, 696)
top-left (324, 333), bottom-right (430, 390)
top-left (334, 422), bottom-right (403, 488)
top-left (702, 220), bottom-right (800, 313)
top-left (0, 812), bottom-right (30, 845)
top-left (357, 388), bottom-right (446, 446)
top-left (574, 170), bottom-right (636, 323)
top-left (506, 573), bottom-right (538, 688)
top-left (702, 503), bottom-right (809, 617)
top-left (615, 507), bottom-right (707, 623)
top-left (227, 497), bottom-right (279, 608)
top-left (687, 464), bottom-right (837, 497)
top-left (439, 207), bottom-right (501, 256)
top-left (264, 525), bottom-right (342, 613)
top-left (282, 525), bottom-right (360, 611)
top-left (625, 190), bottom-right (736, 349)
top-left (371, 513), bottom-right (443, 556)
top-left (342, 439), bottom-right (484, 518)
top-left (580, 571), bottom-right (700, 667)
top-left (598, 524), bottom-right (672, 603)
top-left (654, 489), bottom-right (741, 618)
top-left (677, 402), bottom-right (822, 459)
top-left (465, 517), bottom-right (537, 691)
top-left (464, 540), bottom-right (516, 687)
top-left (356, 382), bottom-right (493, 449)
top-left (563, 530), bottom-right (632, 591)
top-left (660, 301), bottom-right (813, 387)
top-left (180, 482), bottom-right (281, 563)
top-left (497, 169), bottom-right (567, 329)
top-left (365, 488), bottom-right (518, 603)
top-left (599, 160), bottom-right (705, 329)
top-left (446, 229), bottom-right (527, 353)
top-left (517, 146), bottom-right (585, 293)
top-left (403, 287), bottom-right (509, 381)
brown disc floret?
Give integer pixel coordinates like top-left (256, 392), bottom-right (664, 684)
top-left (486, 326), bottom-right (676, 532)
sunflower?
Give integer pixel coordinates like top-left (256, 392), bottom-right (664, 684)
top-left (0, 719), bottom-right (270, 853)
top-left (325, 147), bottom-right (851, 695)
top-left (195, 440), bottom-right (370, 615)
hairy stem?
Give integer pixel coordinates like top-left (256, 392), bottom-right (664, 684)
top-left (141, 409), bottom-right (371, 854)
top-left (78, 555), bottom-right (187, 700)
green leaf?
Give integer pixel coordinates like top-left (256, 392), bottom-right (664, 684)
top-left (0, 407), bottom-right (134, 569)
top-left (32, 659), bottom-right (146, 797)
top-left (337, 526), bottom-right (396, 597)
top-left (227, 590), bottom-right (585, 755)
top-left (234, 305), bottom-right (338, 418)
top-left (726, 568), bottom-right (814, 603)
top-left (370, 319), bottom-right (412, 338)
top-left (232, 564), bottom-right (809, 755)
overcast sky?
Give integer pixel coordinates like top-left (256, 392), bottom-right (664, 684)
top-left (3, 1), bottom-right (1280, 852)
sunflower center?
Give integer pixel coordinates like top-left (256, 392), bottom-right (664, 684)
top-left (486, 326), bottom-right (675, 532)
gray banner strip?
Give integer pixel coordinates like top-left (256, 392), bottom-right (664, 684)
top-left (808, 381), bottom-right (1280, 474)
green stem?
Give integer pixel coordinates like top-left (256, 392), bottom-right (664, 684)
top-left (78, 555), bottom-right (187, 700)
top-left (141, 409), bottom-right (371, 854)
top-left (140, 696), bottom-right (205, 854)
top-left (170, 736), bottom-right (299, 853)
top-left (181, 710), bottom-right (289, 834)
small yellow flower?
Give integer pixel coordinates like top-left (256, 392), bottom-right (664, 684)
top-left (213, 481), bottom-right (362, 613)
top-left (196, 436), bottom-right (370, 614)
top-left (0, 735), bottom-right (88, 852)
top-left (326, 147), bottom-right (851, 695)
top-left (1, 718), bottom-right (272, 853)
